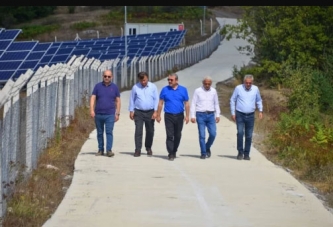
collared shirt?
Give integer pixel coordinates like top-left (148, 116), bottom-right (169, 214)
top-left (128, 81), bottom-right (159, 111)
top-left (92, 82), bottom-right (120, 115)
top-left (159, 84), bottom-right (189, 114)
top-left (230, 84), bottom-right (263, 115)
top-left (190, 86), bottom-right (221, 118)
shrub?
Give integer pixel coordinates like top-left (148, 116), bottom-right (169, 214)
top-left (70, 21), bottom-right (97, 31)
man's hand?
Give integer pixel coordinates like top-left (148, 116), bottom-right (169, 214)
top-left (115, 114), bottom-right (120, 122)
top-left (156, 116), bottom-right (161, 123)
top-left (259, 112), bottom-right (263, 119)
top-left (184, 116), bottom-right (189, 124)
top-left (191, 118), bottom-right (196, 123)
top-left (216, 117), bottom-right (220, 123)
top-left (231, 115), bottom-right (236, 122)
top-left (90, 110), bottom-right (95, 118)
top-left (152, 112), bottom-right (157, 119)
top-left (129, 112), bottom-right (134, 120)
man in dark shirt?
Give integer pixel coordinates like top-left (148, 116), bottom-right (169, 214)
top-left (156, 73), bottom-right (190, 161)
top-left (90, 70), bottom-right (121, 157)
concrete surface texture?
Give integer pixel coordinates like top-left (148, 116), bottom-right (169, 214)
top-left (43, 18), bottom-right (333, 227)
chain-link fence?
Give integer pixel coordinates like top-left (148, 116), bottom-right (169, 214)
top-left (0, 26), bottom-right (222, 218)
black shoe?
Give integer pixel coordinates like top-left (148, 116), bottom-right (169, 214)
top-left (244, 155), bottom-right (250, 160)
top-left (200, 155), bottom-right (206, 159)
top-left (168, 154), bottom-right (175, 161)
top-left (146, 148), bottom-right (153, 156)
top-left (237, 154), bottom-right (243, 160)
top-left (134, 149), bottom-right (141, 157)
top-left (206, 149), bottom-right (211, 158)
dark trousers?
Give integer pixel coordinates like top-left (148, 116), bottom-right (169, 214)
top-left (164, 113), bottom-right (184, 154)
top-left (134, 109), bottom-right (155, 151)
top-left (236, 111), bottom-right (255, 156)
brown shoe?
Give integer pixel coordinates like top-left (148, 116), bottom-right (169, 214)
top-left (147, 149), bottom-right (153, 156)
top-left (106, 150), bottom-right (115, 157)
top-left (95, 151), bottom-right (104, 156)
top-left (134, 150), bottom-right (141, 157)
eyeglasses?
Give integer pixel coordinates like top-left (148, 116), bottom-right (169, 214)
top-left (167, 79), bottom-right (174, 81)
top-left (245, 82), bottom-right (252, 85)
top-left (104, 75), bottom-right (111, 78)
top-left (203, 83), bottom-right (211, 85)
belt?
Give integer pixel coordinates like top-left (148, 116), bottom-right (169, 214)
top-left (236, 110), bottom-right (254, 116)
top-left (135, 108), bottom-right (154, 113)
top-left (197, 111), bottom-right (214, 114)
top-left (165, 112), bottom-right (183, 116)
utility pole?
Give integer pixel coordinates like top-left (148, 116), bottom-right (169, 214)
top-left (125, 6), bottom-right (127, 59)
top-left (203, 6), bottom-right (206, 36)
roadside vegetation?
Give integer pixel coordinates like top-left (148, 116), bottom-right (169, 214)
top-left (220, 6), bottom-right (333, 210)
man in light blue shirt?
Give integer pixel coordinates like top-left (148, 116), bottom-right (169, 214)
top-left (129, 72), bottom-right (159, 157)
top-left (230, 74), bottom-right (263, 160)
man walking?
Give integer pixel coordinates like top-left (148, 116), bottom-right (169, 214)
top-left (90, 69), bottom-right (121, 157)
top-left (230, 74), bottom-right (263, 160)
top-left (129, 72), bottom-right (159, 157)
top-left (156, 73), bottom-right (190, 161)
top-left (190, 76), bottom-right (220, 159)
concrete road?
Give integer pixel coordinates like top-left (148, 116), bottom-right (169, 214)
top-left (43, 18), bottom-right (333, 227)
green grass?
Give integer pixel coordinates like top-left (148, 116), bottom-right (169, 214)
top-left (18, 24), bottom-right (60, 39)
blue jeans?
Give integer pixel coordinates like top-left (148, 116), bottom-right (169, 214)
top-left (95, 114), bottom-right (115, 152)
top-left (236, 111), bottom-right (255, 156)
top-left (196, 112), bottom-right (216, 155)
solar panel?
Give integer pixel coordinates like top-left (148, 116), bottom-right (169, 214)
top-left (87, 53), bottom-right (102, 59)
top-left (0, 51), bottom-right (30, 60)
top-left (0, 61), bottom-right (22, 70)
top-left (50, 43), bottom-right (60, 48)
top-left (19, 60), bottom-right (39, 69)
top-left (0, 71), bottom-right (14, 81)
top-left (7, 41), bottom-right (37, 51)
top-left (50, 54), bottom-right (69, 62)
top-left (32, 43), bottom-right (52, 51)
top-left (12, 69), bottom-right (28, 79)
top-left (0, 40), bottom-right (11, 51)
top-left (78, 41), bottom-right (95, 45)
top-left (40, 55), bottom-right (53, 63)
top-left (0, 29), bottom-right (21, 40)
top-left (45, 47), bottom-right (59, 55)
top-left (26, 52), bottom-right (45, 60)
top-left (99, 53), bottom-right (120, 61)
top-left (55, 47), bottom-right (74, 55)
top-left (72, 49), bottom-right (91, 56)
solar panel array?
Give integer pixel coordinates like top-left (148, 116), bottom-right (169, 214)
top-left (0, 28), bottom-right (186, 83)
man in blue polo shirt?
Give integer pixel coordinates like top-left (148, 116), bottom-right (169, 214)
top-left (230, 74), bottom-right (263, 161)
top-left (90, 69), bottom-right (121, 157)
top-left (156, 73), bottom-right (190, 161)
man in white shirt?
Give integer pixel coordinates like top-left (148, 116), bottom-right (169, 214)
top-left (190, 76), bottom-right (221, 159)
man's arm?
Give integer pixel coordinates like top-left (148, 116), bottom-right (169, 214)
top-left (90, 95), bottom-right (96, 118)
top-left (230, 87), bottom-right (238, 121)
top-left (156, 99), bottom-right (164, 123)
top-left (129, 86), bottom-right (136, 120)
top-left (256, 88), bottom-right (263, 119)
top-left (190, 90), bottom-right (197, 119)
top-left (115, 97), bottom-right (121, 122)
top-left (152, 85), bottom-right (159, 119)
top-left (214, 91), bottom-right (221, 123)
top-left (184, 100), bottom-right (190, 124)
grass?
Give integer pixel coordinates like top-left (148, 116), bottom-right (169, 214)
top-left (70, 21), bottom-right (98, 31)
top-left (17, 24), bottom-right (61, 40)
